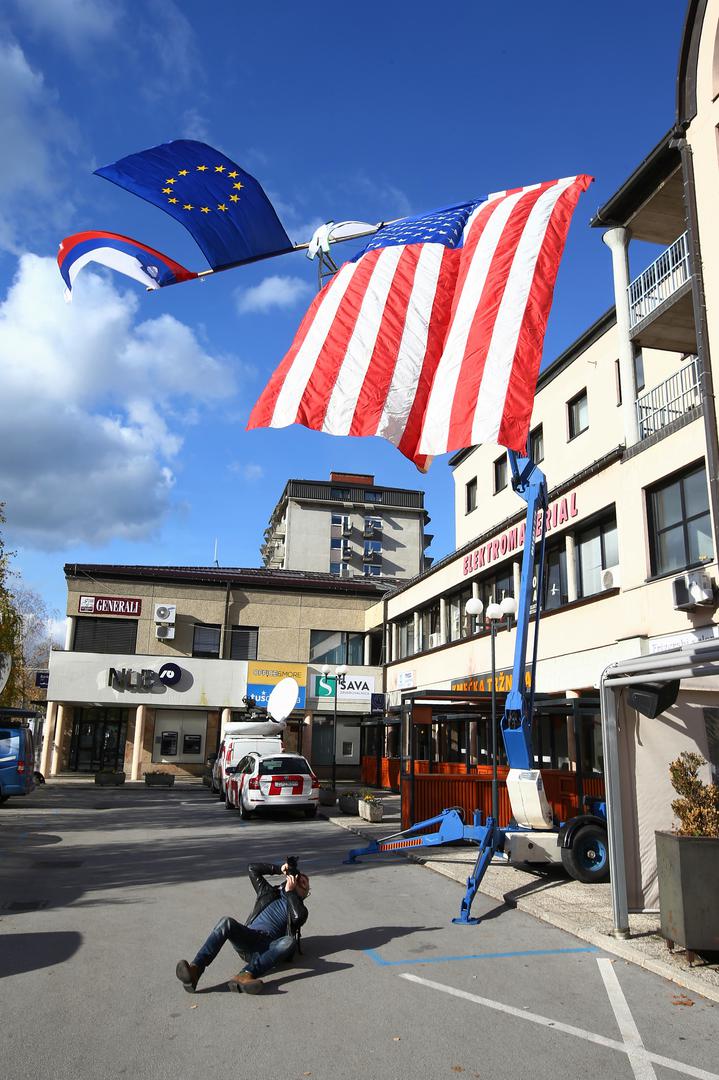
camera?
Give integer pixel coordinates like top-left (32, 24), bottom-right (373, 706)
top-left (285, 855), bottom-right (299, 876)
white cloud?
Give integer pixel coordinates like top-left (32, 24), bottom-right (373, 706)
top-left (236, 275), bottom-right (312, 315)
top-left (0, 39), bottom-right (80, 252)
top-left (227, 462), bottom-right (265, 482)
top-left (0, 255), bottom-right (237, 550)
top-left (10, 0), bottom-right (120, 49)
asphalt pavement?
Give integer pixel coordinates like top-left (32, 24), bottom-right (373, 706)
top-left (1, 784), bottom-right (718, 1080)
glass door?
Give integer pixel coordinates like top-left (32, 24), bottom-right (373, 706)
top-left (69, 709), bottom-right (128, 771)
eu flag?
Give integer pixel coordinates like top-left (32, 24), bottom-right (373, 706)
top-left (95, 139), bottom-right (293, 270)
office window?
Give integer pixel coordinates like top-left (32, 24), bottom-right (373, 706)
top-left (419, 601), bottom-right (440, 650)
top-left (230, 625), bottom-right (258, 661)
top-left (309, 629), bottom-right (364, 665)
top-left (73, 617), bottom-right (137, 654)
top-left (364, 490), bottom-right (382, 503)
top-left (330, 487), bottom-right (351, 500)
top-left (568, 389), bottom-right (588, 439)
top-left (647, 463), bottom-right (713, 575)
top-left (363, 564), bottom-right (381, 577)
top-left (576, 516), bottom-right (618, 598)
top-left (192, 623), bottom-right (221, 658)
top-left (615, 354), bottom-right (646, 408)
top-left (494, 454), bottom-right (508, 493)
top-left (466, 477), bottom-right (477, 514)
top-left (479, 567), bottom-right (514, 614)
top-left (397, 616), bottom-right (415, 659)
top-left (543, 545), bottom-right (568, 611)
top-left (443, 586), bottom-right (473, 641)
top-left (530, 425), bottom-right (544, 465)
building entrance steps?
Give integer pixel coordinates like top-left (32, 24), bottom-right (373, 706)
top-left (318, 791), bottom-right (719, 1004)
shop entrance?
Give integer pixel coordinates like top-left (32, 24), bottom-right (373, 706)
top-left (69, 708), bottom-right (128, 772)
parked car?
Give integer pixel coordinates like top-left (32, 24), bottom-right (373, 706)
top-left (0, 718), bottom-right (36, 803)
top-left (225, 752), bottom-right (319, 819)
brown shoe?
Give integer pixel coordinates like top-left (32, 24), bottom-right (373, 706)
top-left (176, 960), bottom-right (202, 993)
top-left (228, 971), bottom-right (264, 995)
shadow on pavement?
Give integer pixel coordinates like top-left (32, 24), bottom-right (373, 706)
top-left (0, 931), bottom-right (82, 978)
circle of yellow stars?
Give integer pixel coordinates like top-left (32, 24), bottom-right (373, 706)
top-left (161, 164), bottom-right (244, 213)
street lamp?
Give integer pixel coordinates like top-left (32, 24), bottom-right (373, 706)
top-left (466, 593), bottom-right (516, 827)
top-left (321, 663), bottom-right (347, 790)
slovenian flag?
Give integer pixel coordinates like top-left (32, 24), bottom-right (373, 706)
top-left (57, 230), bottom-right (198, 300)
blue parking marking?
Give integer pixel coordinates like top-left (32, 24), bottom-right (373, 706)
top-left (365, 945), bottom-right (597, 967)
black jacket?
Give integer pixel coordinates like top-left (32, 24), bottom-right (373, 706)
top-left (246, 863), bottom-right (308, 949)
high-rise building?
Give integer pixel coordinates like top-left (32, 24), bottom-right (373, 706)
top-left (261, 472), bottom-right (433, 580)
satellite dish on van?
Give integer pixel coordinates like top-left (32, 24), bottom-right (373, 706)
top-left (267, 677), bottom-right (299, 723)
top-left (0, 652), bottom-right (11, 696)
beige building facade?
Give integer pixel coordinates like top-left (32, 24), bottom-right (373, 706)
top-left (44, 565), bottom-right (385, 781)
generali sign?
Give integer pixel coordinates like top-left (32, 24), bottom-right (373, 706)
top-left (463, 492), bottom-right (579, 577)
top-left (79, 594), bottom-right (142, 616)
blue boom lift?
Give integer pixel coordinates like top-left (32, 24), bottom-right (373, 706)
top-left (346, 450), bottom-right (609, 923)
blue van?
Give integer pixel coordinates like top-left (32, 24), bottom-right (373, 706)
top-left (0, 711), bottom-right (36, 803)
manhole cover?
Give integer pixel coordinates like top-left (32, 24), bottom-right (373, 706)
top-left (3, 900), bottom-right (48, 911)
top-left (32, 860), bottom-right (84, 869)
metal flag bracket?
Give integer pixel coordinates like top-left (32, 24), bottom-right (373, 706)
top-left (305, 219), bottom-right (392, 289)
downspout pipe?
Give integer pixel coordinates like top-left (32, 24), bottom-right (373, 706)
top-left (670, 128), bottom-right (719, 564)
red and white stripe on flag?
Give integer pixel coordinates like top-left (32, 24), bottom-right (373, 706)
top-left (247, 175), bottom-right (592, 468)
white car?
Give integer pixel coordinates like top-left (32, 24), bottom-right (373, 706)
top-left (225, 752), bottom-right (319, 819)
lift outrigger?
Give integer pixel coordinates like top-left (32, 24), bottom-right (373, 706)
top-left (346, 450), bottom-right (609, 923)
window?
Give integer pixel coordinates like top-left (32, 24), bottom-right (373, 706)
top-left (479, 567), bottom-right (514, 614)
top-left (466, 477), bottom-right (477, 514)
top-left (530, 425), bottom-right (544, 465)
top-left (397, 615), bottom-right (415, 658)
top-left (192, 623), bottom-right (221, 658)
top-left (259, 756), bottom-right (311, 775)
top-left (309, 629), bottom-right (364, 665)
top-left (363, 564), bottom-right (381, 577)
top-left (230, 625), bottom-right (258, 661)
top-left (494, 454), bottom-right (508, 493)
top-left (73, 617), bottom-right (137, 654)
top-left (341, 741), bottom-right (353, 757)
top-left (364, 490), bottom-right (382, 503)
top-left (704, 708), bottom-right (719, 782)
top-left (647, 463), bottom-right (713, 575)
top-left (543, 545), bottom-right (568, 611)
top-left (576, 515), bottom-right (618, 597)
top-left (419, 601), bottom-right (440, 650)
top-left (443, 586), bottom-right (473, 642)
top-left (568, 389), bottom-right (588, 439)
top-left (330, 537), bottom-right (342, 549)
top-left (615, 354), bottom-right (645, 407)
top-left (330, 487), bottom-right (351, 500)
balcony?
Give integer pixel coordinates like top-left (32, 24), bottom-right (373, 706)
top-left (636, 356), bottom-right (702, 440)
top-left (627, 233), bottom-right (696, 352)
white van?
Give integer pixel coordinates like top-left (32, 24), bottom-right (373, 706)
top-left (211, 719), bottom-right (284, 797)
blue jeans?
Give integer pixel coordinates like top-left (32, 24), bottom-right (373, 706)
top-left (192, 916), bottom-right (296, 977)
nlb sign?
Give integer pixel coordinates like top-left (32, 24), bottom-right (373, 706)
top-left (314, 673), bottom-right (375, 702)
top-left (463, 492), bottom-right (578, 577)
top-left (80, 594), bottom-right (142, 616)
top-left (109, 662), bottom-right (183, 691)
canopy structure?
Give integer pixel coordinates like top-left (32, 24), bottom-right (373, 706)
top-left (600, 636), bottom-right (719, 935)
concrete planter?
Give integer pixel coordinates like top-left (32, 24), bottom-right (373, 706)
top-left (656, 831), bottom-right (719, 956)
top-left (145, 773), bottom-right (175, 787)
top-left (359, 800), bottom-right (383, 823)
top-left (318, 788), bottom-right (337, 807)
top-left (338, 793), bottom-right (359, 815)
top-left (94, 771), bottom-right (125, 786)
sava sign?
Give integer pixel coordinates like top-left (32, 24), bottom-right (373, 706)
top-left (314, 673), bottom-right (375, 702)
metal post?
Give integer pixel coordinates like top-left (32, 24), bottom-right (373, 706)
top-left (331, 683), bottom-right (338, 791)
top-left (491, 623), bottom-right (498, 824)
top-left (599, 673), bottom-right (630, 937)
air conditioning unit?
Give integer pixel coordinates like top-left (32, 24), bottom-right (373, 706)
top-left (428, 633), bottom-right (442, 649)
top-left (154, 603), bottom-right (177, 624)
top-left (156, 624), bottom-right (176, 640)
top-left (601, 566), bottom-right (621, 590)
top-left (672, 570), bottom-right (715, 611)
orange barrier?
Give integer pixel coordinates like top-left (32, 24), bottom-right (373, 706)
top-left (401, 769), bottom-right (605, 830)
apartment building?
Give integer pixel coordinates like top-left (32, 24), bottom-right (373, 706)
top-left (260, 471), bottom-right (433, 580)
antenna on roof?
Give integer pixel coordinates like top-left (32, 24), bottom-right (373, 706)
top-left (213, 538), bottom-right (219, 568)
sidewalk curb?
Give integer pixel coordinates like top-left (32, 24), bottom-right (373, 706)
top-left (321, 808), bottom-right (719, 1005)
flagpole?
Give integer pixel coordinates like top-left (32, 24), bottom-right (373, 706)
top-left (187, 219), bottom-right (400, 285)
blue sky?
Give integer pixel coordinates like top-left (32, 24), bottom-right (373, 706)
top-left (0, 0), bottom-right (686, 622)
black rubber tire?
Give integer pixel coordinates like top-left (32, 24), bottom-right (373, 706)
top-left (561, 824), bottom-right (610, 884)
top-left (239, 798), bottom-right (254, 820)
top-left (225, 790), bottom-right (235, 810)
top-left (0, 794), bottom-right (9, 806)
top-left (304, 805), bottom-right (318, 819)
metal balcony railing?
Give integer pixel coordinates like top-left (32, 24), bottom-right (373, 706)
top-left (636, 355), bottom-right (702, 440)
top-left (627, 232), bottom-right (690, 328)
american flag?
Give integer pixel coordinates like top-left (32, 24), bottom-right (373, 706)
top-left (247, 175), bottom-right (591, 469)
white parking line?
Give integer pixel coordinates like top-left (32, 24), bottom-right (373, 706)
top-left (597, 957), bottom-right (657, 1080)
top-left (400, 974), bottom-right (718, 1080)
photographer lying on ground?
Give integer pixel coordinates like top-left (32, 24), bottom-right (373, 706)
top-left (176, 859), bottom-right (310, 995)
